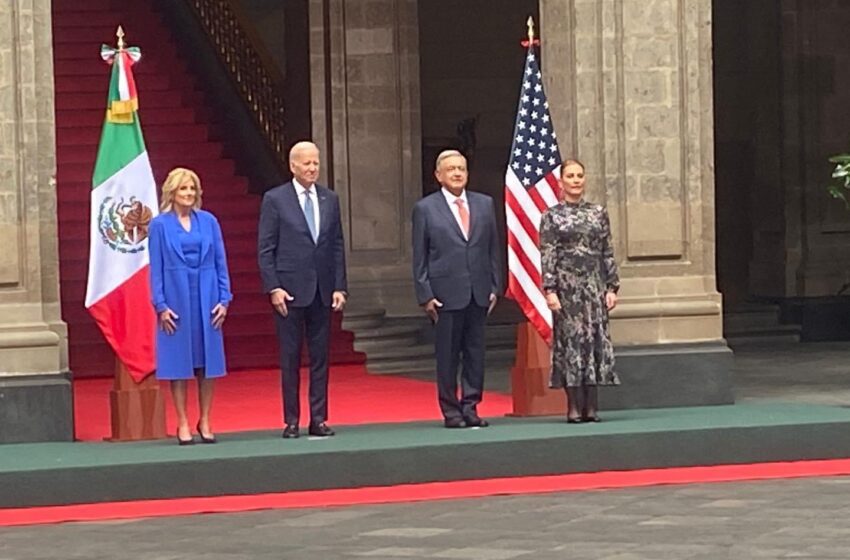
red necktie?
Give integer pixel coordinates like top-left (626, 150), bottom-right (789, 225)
top-left (455, 199), bottom-right (470, 238)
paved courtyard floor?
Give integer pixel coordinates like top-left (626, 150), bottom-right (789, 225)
top-left (2, 341), bottom-right (850, 559)
top-left (3, 476), bottom-right (850, 559)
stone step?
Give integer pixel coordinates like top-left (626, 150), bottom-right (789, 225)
top-left (723, 311), bottom-right (783, 332)
top-left (723, 302), bottom-right (801, 345)
top-left (362, 343), bottom-right (437, 361)
top-left (342, 308), bottom-right (387, 330)
top-left (724, 322), bottom-right (801, 338)
top-left (726, 332), bottom-right (801, 348)
top-left (417, 322), bottom-right (519, 346)
top-left (355, 334), bottom-right (422, 352)
top-left (366, 347), bottom-right (516, 374)
top-left (353, 322), bottom-right (425, 341)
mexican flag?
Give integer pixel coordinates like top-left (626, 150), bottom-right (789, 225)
top-left (84, 43), bottom-right (158, 382)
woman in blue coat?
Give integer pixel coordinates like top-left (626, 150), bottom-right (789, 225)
top-left (149, 167), bottom-right (232, 445)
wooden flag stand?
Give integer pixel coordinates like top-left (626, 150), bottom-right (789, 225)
top-left (508, 322), bottom-right (567, 416)
top-left (108, 359), bottom-right (167, 441)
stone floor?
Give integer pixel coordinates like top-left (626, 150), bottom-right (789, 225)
top-left (3, 476), bottom-right (850, 559)
top-left (2, 340), bottom-right (850, 558)
top-left (456, 339), bottom-right (850, 406)
top-left (734, 341), bottom-right (850, 406)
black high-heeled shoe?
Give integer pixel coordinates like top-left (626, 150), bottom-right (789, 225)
top-left (196, 421), bottom-right (217, 444)
top-left (177, 429), bottom-right (195, 446)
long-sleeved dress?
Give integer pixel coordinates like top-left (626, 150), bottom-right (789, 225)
top-left (540, 200), bottom-right (620, 388)
top-left (149, 209), bottom-right (232, 380)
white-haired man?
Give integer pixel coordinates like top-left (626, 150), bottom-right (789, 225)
top-left (412, 150), bottom-right (503, 428)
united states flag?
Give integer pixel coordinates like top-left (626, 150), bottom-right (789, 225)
top-left (504, 46), bottom-right (562, 344)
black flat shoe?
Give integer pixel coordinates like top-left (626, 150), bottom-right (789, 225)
top-left (566, 417), bottom-right (583, 424)
top-left (583, 415), bottom-right (601, 423)
top-left (196, 422), bottom-right (217, 444)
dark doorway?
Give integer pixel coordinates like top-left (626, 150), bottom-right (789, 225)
top-left (712, 0), bottom-right (783, 308)
top-left (418, 0), bottom-right (539, 199)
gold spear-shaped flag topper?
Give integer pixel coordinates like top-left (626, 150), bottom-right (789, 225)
top-left (101, 26), bottom-right (141, 123)
top-left (116, 25), bottom-right (126, 51)
top-left (522, 16), bottom-right (540, 48)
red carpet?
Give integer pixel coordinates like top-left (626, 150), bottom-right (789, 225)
top-left (5, 459), bottom-right (850, 527)
top-left (74, 365), bottom-right (514, 441)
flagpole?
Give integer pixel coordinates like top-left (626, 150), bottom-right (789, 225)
top-left (506, 16), bottom-right (565, 417)
top-left (100, 26), bottom-right (166, 441)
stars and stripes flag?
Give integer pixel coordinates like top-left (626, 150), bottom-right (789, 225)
top-left (504, 45), bottom-right (562, 344)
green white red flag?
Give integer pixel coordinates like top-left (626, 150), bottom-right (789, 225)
top-left (84, 42), bottom-right (158, 381)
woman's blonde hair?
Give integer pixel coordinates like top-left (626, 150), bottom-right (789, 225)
top-left (560, 158), bottom-right (586, 175)
top-left (159, 167), bottom-right (203, 212)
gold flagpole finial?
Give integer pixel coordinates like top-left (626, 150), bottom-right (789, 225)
top-left (116, 25), bottom-right (126, 51)
top-left (527, 16), bottom-right (535, 45)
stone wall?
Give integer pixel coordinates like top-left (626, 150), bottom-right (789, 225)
top-left (0, 0), bottom-right (67, 374)
top-left (0, 0), bottom-right (71, 442)
top-left (309, 0), bottom-right (422, 314)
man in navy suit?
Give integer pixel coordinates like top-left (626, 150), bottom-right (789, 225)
top-left (412, 150), bottom-right (503, 428)
top-left (258, 141), bottom-right (347, 438)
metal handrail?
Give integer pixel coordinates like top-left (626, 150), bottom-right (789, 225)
top-left (185, 0), bottom-right (287, 169)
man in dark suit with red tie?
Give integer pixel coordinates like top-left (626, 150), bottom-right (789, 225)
top-left (412, 150), bottom-right (503, 428)
top-left (258, 141), bottom-right (347, 439)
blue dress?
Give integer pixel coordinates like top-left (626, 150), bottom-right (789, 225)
top-left (149, 209), bottom-right (232, 380)
top-left (178, 213), bottom-right (206, 369)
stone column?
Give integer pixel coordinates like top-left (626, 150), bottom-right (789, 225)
top-left (0, 0), bottom-right (72, 442)
top-left (541, 0), bottom-right (732, 408)
top-left (309, 0), bottom-right (422, 315)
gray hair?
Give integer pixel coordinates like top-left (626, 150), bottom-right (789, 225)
top-left (289, 141), bottom-right (320, 162)
top-left (435, 149), bottom-right (466, 170)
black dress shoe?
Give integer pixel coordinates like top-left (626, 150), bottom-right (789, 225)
top-left (444, 418), bottom-right (467, 429)
top-left (282, 425), bottom-right (300, 439)
top-left (583, 415), bottom-right (601, 423)
top-left (464, 415), bottom-right (489, 428)
top-left (308, 423), bottom-right (335, 437)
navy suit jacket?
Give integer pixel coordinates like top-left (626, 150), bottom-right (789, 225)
top-left (257, 181), bottom-right (347, 307)
top-left (412, 189), bottom-right (503, 311)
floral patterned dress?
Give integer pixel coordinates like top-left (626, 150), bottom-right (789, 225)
top-left (540, 200), bottom-right (620, 388)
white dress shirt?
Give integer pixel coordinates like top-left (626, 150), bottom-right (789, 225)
top-left (441, 187), bottom-right (469, 240)
top-left (294, 178), bottom-right (320, 234)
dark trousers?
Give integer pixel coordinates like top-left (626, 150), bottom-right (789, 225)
top-left (274, 294), bottom-right (331, 427)
top-left (434, 302), bottom-right (487, 421)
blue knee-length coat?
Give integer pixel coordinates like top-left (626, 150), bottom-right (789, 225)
top-left (148, 209), bottom-right (232, 379)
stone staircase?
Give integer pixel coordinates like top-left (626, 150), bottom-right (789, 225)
top-left (344, 308), bottom-right (519, 374)
top-left (723, 303), bottom-right (801, 348)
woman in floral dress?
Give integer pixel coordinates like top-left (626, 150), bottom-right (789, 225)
top-left (540, 159), bottom-right (620, 423)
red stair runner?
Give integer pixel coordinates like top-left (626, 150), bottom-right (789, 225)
top-left (53, 0), bottom-right (364, 377)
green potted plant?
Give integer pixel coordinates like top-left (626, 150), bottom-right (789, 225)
top-left (827, 153), bottom-right (850, 207)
